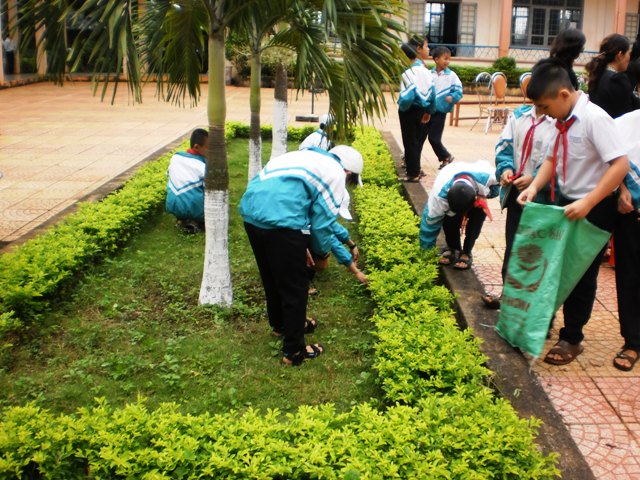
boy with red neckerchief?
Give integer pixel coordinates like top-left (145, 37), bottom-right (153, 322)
top-left (517, 58), bottom-right (629, 366)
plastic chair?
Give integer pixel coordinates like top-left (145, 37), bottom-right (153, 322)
top-left (519, 72), bottom-right (531, 103)
top-left (484, 72), bottom-right (509, 133)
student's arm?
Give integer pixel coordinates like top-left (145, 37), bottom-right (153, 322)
top-left (449, 72), bottom-right (464, 104)
top-left (495, 115), bottom-right (516, 183)
top-left (517, 157), bottom-right (554, 205)
top-left (419, 197), bottom-right (447, 250)
top-left (564, 155), bottom-right (629, 220)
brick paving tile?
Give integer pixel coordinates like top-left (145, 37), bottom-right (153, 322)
top-left (568, 423), bottom-right (640, 480)
top-left (595, 378), bottom-right (640, 423)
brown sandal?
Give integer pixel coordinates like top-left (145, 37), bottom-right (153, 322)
top-left (543, 340), bottom-right (583, 365)
top-left (613, 349), bottom-right (639, 372)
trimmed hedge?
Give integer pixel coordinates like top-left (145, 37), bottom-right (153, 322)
top-left (0, 125), bottom-right (560, 479)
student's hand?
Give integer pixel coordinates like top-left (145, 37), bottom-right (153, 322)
top-left (617, 187), bottom-right (634, 214)
top-left (420, 113), bottom-right (431, 124)
top-left (354, 270), bottom-right (369, 285)
top-left (564, 198), bottom-right (593, 220)
top-left (350, 246), bottom-right (360, 263)
top-left (513, 174), bottom-right (533, 191)
top-left (306, 249), bottom-right (315, 268)
top-left (517, 185), bottom-right (537, 206)
top-left (445, 96), bottom-right (453, 103)
top-left (500, 170), bottom-right (514, 186)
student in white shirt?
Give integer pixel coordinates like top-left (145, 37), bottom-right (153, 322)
top-left (518, 58), bottom-right (629, 366)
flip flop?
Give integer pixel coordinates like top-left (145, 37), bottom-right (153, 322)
top-left (453, 254), bottom-right (472, 270)
top-left (543, 340), bottom-right (583, 365)
top-left (613, 349), bottom-right (639, 372)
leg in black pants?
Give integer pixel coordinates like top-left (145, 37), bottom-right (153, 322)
top-left (614, 211), bottom-right (640, 352)
top-left (399, 106), bottom-right (425, 178)
top-left (461, 207), bottom-right (487, 256)
top-left (442, 214), bottom-right (463, 252)
top-left (244, 223), bottom-right (309, 356)
top-left (502, 191), bottom-right (524, 281)
top-left (558, 195), bottom-right (616, 345)
top-left (426, 111), bottom-right (451, 161)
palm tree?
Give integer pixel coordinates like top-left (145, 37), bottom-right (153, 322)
top-left (13, 0), bottom-right (405, 307)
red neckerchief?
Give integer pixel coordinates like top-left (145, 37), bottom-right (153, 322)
top-left (455, 175), bottom-right (493, 234)
top-left (551, 116), bottom-right (577, 202)
top-left (187, 148), bottom-right (199, 155)
top-left (515, 115), bottom-right (546, 178)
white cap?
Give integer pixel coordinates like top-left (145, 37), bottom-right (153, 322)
top-left (329, 145), bottom-right (363, 186)
top-left (319, 113), bottom-right (334, 129)
top-left (338, 191), bottom-right (352, 220)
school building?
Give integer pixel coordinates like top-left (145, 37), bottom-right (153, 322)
top-left (404, 0), bottom-right (639, 64)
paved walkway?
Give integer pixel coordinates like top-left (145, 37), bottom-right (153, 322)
top-left (0, 81), bottom-right (638, 478)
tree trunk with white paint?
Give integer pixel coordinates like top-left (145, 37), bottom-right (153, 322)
top-left (271, 61), bottom-right (288, 159)
top-left (199, 17), bottom-right (232, 306)
top-left (199, 190), bottom-right (232, 306)
top-left (247, 50), bottom-right (262, 181)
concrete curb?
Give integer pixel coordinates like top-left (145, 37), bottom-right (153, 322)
top-left (382, 130), bottom-right (595, 480)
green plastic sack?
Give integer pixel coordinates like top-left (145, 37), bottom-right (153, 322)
top-left (496, 202), bottom-right (610, 358)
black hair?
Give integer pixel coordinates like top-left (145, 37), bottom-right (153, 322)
top-left (190, 128), bottom-right (208, 148)
top-left (431, 46), bottom-right (451, 59)
top-left (549, 28), bottom-right (586, 89)
top-left (346, 173), bottom-right (360, 186)
top-left (401, 42), bottom-right (417, 60)
top-left (585, 33), bottom-right (630, 96)
top-left (550, 29), bottom-right (586, 65)
top-left (447, 180), bottom-right (476, 214)
top-left (408, 35), bottom-right (427, 50)
top-left (527, 58), bottom-right (575, 100)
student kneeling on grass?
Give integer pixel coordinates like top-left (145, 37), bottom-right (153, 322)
top-left (419, 160), bottom-right (498, 269)
top-left (166, 128), bottom-right (208, 234)
top-left (239, 145), bottom-right (363, 366)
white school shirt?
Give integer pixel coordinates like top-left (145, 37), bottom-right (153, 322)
top-left (499, 106), bottom-right (556, 177)
top-left (545, 91), bottom-right (627, 199)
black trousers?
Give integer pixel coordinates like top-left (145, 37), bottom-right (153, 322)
top-left (5, 51), bottom-right (14, 74)
top-left (502, 189), bottom-right (523, 281)
top-left (614, 211), bottom-right (640, 351)
top-left (558, 195), bottom-right (616, 345)
top-left (425, 111), bottom-right (451, 161)
top-left (399, 106), bottom-right (427, 177)
top-left (442, 206), bottom-right (487, 255)
top-left (244, 223), bottom-right (309, 355)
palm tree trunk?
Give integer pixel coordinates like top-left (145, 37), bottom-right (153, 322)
top-left (247, 50), bottom-right (262, 181)
top-left (199, 23), bottom-right (232, 306)
top-left (271, 61), bottom-right (288, 158)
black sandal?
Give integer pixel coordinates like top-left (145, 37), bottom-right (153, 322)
top-left (439, 156), bottom-right (454, 170)
top-left (481, 293), bottom-right (501, 309)
top-left (438, 247), bottom-right (456, 266)
top-left (453, 253), bottom-right (472, 270)
top-left (402, 175), bottom-right (421, 183)
top-left (281, 343), bottom-right (325, 366)
top-left (613, 349), bottom-right (640, 372)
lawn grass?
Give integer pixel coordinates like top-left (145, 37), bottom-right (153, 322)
top-left (0, 139), bottom-right (379, 416)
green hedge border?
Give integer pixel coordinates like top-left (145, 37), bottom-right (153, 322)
top-left (0, 126), bottom-right (559, 479)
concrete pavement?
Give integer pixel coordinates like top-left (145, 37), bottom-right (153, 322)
top-left (1, 80), bottom-right (639, 479)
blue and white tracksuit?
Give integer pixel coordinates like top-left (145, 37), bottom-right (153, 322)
top-left (431, 67), bottom-right (463, 114)
top-left (240, 148), bottom-right (347, 256)
top-left (166, 151), bottom-right (206, 222)
top-left (299, 129), bottom-right (332, 151)
top-left (419, 160), bottom-right (498, 250)
top-left (398, 59), bottom-right (435, 178)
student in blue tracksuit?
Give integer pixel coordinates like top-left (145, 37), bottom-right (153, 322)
top-left (425, 46), bottom-right (463, 169)
top-left (239, 145), bottom-right (363, 366)
top-left (299, 114), bottom-right (334, 151)
top-left (612, 110), bottom-right (640, 371)
top-left (398, 37), bottom-right (435, 182)
top-left (419, 160), bottom-right (498, 269)
top-left (166, 128), bottom-right (208, 233)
